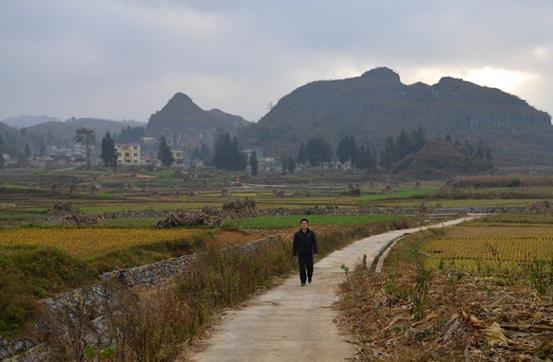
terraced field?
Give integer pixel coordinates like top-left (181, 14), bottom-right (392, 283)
top-left (421, 222), bottom-right (553, 271)
top-left (0, 227), bottom-right (206, 258)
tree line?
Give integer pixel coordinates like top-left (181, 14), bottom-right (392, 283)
top-left (2, 125), bottom-right (493, 176)
top-left (379, 128), bottom-right (426, 170)
top-left (294, 136), bottom-right (376, 171)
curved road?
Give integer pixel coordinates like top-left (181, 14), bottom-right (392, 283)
top-left (183, 217), bottom-right (474, 362)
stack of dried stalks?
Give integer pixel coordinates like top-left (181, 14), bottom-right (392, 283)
top-left (60, 213), bottom-right (105, 226)
top-left (155, 208), bottom-right (222, 229)
top-left (222, 198), bottom-right (257, 219)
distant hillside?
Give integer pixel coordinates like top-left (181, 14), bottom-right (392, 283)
top-left (393, 139), bottom-right (492, 178)
top-left (26, 118), bottom-right (141, 145)
top-left (66, 117), bottom-right (143, 134)
top-left (26, 121), bottom-right (77, 145)
top-left (1, 115), bottom-right (60, 128)
top-left (247, 67), bottom-right (553, 166)
top-left (65, 117), bottom-right (142, 132)
top-left (0, 121), bottom-right (16, 136)
top-left (146, 93), bottom-right (250, 137)
top-left (0, 121), bottom-right (25, 153)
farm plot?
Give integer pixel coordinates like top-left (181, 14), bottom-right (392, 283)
top-left (0, 227), bottom-right (207, 258)
top-left (421, 224), bottom-right (553, 271)
top-left (223, 214), bottom-right (402, 229)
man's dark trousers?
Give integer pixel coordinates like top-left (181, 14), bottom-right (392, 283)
top-left (298, 253), bottom-right (313, 284)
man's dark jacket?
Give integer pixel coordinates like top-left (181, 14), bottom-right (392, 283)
top-left (293, 228), bottom-right (318, 256)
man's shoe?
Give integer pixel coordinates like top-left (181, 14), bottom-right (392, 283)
top-left (301, 283), bottom-right (306, 287)
top-left (308, 277), bottom-right (312, 284)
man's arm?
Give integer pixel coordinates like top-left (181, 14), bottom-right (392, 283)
top-left (312, 231), bottom-right (318, 254)
top-left (292, 233), bottom-right (298, 256)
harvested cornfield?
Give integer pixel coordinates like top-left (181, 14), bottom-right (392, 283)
top-left (338, 215), bottom-right (553, 361)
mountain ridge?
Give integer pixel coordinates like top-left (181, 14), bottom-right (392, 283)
top-left (145, 92), bottom-right (250, 137)
top-left (1, 115), bottom-right (61, 128)
top-left (245, 67), bottom-right (552, 166)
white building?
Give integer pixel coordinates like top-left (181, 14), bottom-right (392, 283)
top-left (171, 150), bottom-right (184, 168)
top-left (46, 145), bottom-right (72, 156)
top-left (141, 137), bottom-right (156, 145)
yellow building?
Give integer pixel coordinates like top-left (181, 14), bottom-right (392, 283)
top-left (115, 144), bottom-right (141, 165)
top-left (171, 150), bottom-right (184, 167)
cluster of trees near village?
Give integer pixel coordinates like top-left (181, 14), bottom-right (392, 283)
top-left (80, 127), bottom-right (493, 177)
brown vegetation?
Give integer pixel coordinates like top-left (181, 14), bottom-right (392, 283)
top-left (338, 229), bottom-right (553, 361)
top-left (155, 209), bottom-right (222, 229)
top-left (447, 175), bottom-right (553, 189)
top-left (221, 198), bottom-right (257, 218)
top-left (49, 201), bottom-right (74, 214)
top-left (61, 213), bottom-right (106, 226)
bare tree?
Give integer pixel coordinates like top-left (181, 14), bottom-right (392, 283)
top-left (75, 128), bottom-right (96, 169)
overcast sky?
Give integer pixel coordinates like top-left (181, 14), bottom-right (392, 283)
top-left (1, 0), bottom-right (552, 123)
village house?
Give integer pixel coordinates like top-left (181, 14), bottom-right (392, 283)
top-left (115, 143), bottom-right (141, 165)
top-left (171, 149), bottom-right (184, 168)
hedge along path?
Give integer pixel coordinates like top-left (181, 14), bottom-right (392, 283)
top-left (182, 216), bottom-right (476, 362)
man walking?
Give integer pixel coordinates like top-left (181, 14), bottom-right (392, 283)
top-left (293, 218), bottom-right (318, 286)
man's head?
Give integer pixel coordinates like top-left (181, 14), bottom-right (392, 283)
top-left (300, 218), bottom-right (309, 231)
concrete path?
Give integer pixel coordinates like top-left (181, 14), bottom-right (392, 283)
top-left (185, 217), bottom-right (474, 362)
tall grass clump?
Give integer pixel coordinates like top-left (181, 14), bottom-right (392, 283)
top-left (521, 255), bottom-right (553, 295)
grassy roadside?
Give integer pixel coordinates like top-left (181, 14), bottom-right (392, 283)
top-left (121, 218), bottom-right (413, 361)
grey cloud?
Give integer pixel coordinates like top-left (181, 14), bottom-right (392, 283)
top-left (0, 0), bottom-right (552, 122)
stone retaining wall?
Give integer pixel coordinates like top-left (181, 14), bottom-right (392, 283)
top-left (100, 254), bottom-right (196, 289)
top-left (100, 204), bottom-right (552, 222)
top-left (100, 236), bottom-right (279, 289)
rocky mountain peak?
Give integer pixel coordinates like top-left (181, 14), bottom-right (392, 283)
top-left (360, 67), bottom-right (401, 83)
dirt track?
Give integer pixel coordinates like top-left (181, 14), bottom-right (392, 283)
top-left (184, 217), bottom-right (474, 362)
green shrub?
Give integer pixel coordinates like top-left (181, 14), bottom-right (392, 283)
top-left (0, 246), bottom-right (95, 337)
